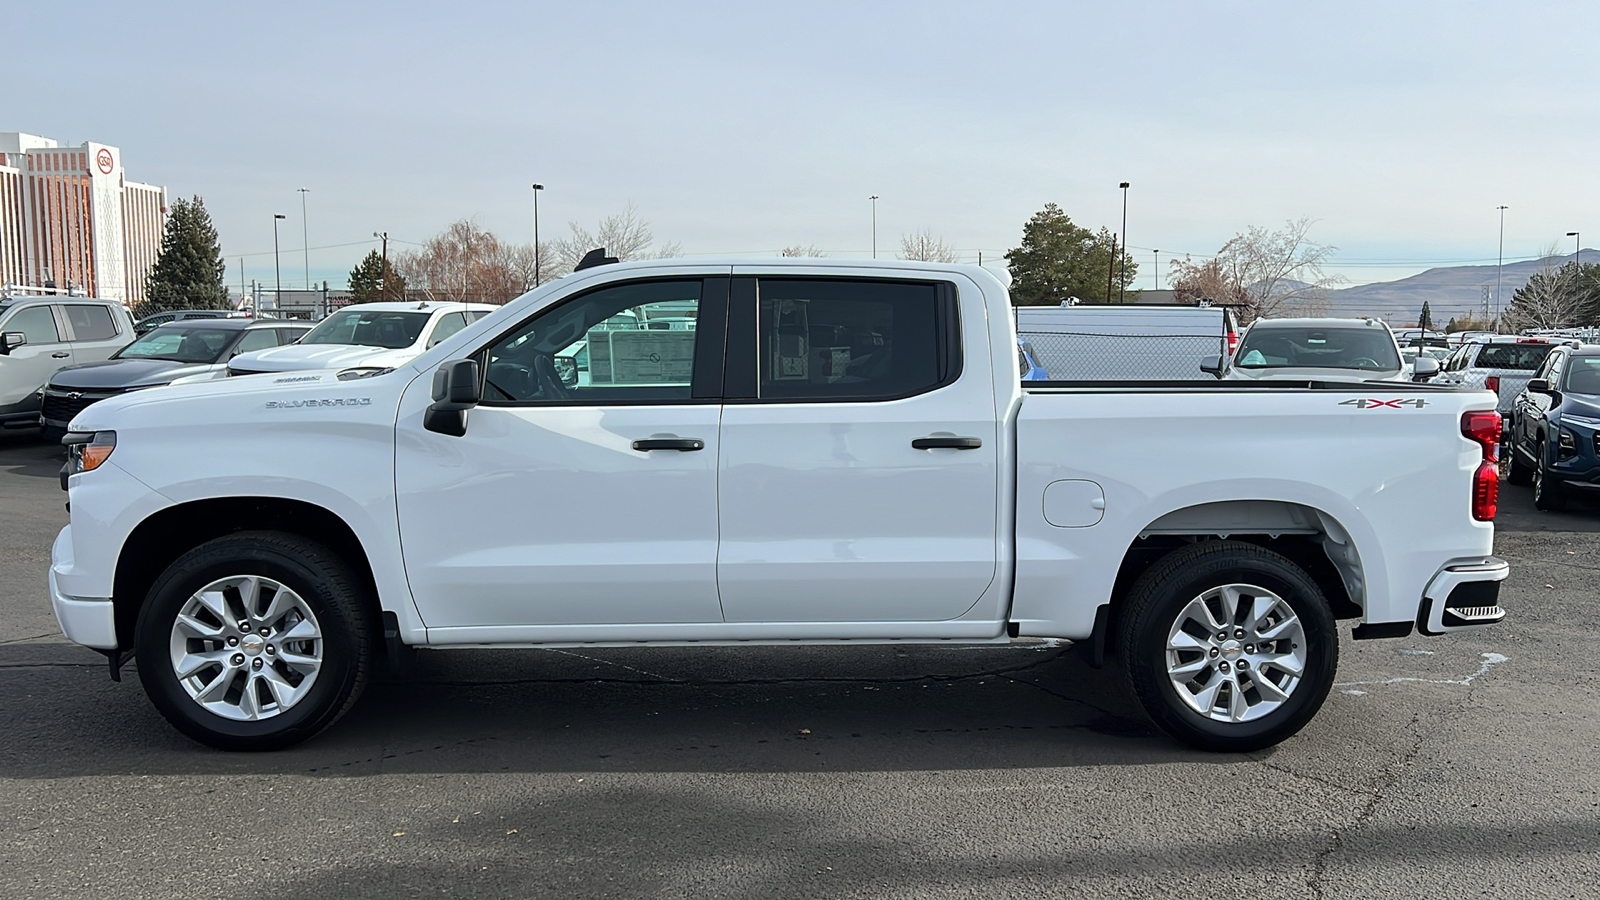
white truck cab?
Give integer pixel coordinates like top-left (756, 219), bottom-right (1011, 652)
top-left (48, 259), bottom-right (1507, 752)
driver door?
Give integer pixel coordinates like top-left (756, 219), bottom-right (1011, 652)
top-left (395, 275), bottom-right (730, 634)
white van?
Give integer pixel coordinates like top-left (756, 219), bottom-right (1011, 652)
top-left (1014, 303), bottom-right (1238, 381)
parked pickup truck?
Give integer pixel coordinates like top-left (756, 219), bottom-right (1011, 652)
top-left (48, 259), bottom-right (1508, 753)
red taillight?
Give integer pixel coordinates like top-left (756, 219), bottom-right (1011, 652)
top-left (1485, 375), bottom-right (1500, 394)
top-left (1226, 331), bottom-right (1238, 354)
top-left (1462, 410), bottom-right (1501, 521)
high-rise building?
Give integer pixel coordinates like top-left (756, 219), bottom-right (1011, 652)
top-left (0, 132), bottom-right (167, 306)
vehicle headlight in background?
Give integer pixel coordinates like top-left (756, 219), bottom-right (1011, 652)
top-left (60, 431), bottom-right (116, 490)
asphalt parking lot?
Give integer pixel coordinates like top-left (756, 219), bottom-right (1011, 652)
top-left (2, 429), bottom-right (1598, 899)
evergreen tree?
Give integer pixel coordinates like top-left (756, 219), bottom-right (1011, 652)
top-left (1005, 203), bottom-right (1135, 306)
top-left (1418, 301), bottom-right (1432, 331)
top-left (141, 196), bottom-right (228, 315)
top-left (347, 250), bottom-right (405, 302)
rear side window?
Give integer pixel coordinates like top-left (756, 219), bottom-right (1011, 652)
top-left (233, 328), bottom-right (280, 354)
top-left (755, 279), bottom-right (957, 401)
top-left (2, 305), bottom-right (61, 343)
top-left (65, 304), bottom-right (119, 341)
top-left (1474, 344), bottom-right (1552, 371)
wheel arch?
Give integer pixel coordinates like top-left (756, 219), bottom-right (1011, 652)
top-left (111, 497), bottom-right (381, 649)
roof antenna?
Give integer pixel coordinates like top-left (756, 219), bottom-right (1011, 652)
top-left (575, 248), bottom-right (619, 271)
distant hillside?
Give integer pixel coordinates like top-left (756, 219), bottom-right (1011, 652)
top-left (1324, 253), bottom-right (1591, 322)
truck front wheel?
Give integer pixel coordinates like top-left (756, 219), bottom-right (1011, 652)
top-left (134, 532), bottom-right (373, 751)
top-left (1117, 541), bottom-right (1337, 752)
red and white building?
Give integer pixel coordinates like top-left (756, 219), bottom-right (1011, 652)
top-left (0, 132), bottom-right (167, 306)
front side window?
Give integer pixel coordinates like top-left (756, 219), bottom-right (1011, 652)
top-left (300, 310), bottom-right (430, 348)
top-left (756, 279), bottom-right (953, 401)
top-left (65, 304), bottom-right (118, 341)
top-left (1, 305), bottom-right (61, 344)
top-left (1234, 327), bottom-right (1400, 371)
top-left (232, 328), bottom-right (280, 355)
top-left (482, 280), bottom-right (703, 404)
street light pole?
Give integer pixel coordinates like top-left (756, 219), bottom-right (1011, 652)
top-left (1153, 249), bottom-right (1161, 291)
top-left (297, 188), bottom-right (310, 289)
top-left (532, 183), bottom-right (544, 286)
top-left (1495, 205), bottom-right (1508, 330)
top-left (1568, 231), bottom-right (1580, 268)
top-left (1118, 182), bottom-right (1130, 303)
top-left (372, 232), bottom-right (389, 300)
top-left (273, 214), bottom-right (286, 310)
top-left (869, 195), bottom-right (879, 258)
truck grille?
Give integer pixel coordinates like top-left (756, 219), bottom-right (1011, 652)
top-left (41, 390), bottom-right (119, 425)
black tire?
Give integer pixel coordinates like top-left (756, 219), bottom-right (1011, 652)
top-left (1116, 540), bottom-right (1338, 753)
top-left (1533, 463), bottom-right (1567, 511)
top-left (1507, 444), bottom-right (1533, 487)
top-left (134, 531), bottom-right (373, 751)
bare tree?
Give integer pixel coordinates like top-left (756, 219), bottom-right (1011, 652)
top-left (898, 230), bottom-right (960, 263)
top-left (1170, 218), bottom-right (1344, 322)
top-left (550, 205), bottom-right (681, 272)
top-left (391, 219), bottom-right (527, 305)
top-left (780, 244), bottom-right (827, 257)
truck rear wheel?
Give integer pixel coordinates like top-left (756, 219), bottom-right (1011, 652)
top-left (1116, 540), bottom-right (1337, 752)
top-left (134, 532), bottom-right (373, 751)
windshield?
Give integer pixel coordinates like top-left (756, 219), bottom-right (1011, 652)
top-left (1235, 326), bottom-right (1401, 371)
top-left (1565, 357), bottom-right (1600, 395)
top-left (113, 327), bottom-right (236, 363)
top-left (300, 310), bottom-right (430, 349)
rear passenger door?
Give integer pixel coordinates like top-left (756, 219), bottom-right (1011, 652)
top-left (715, 273), bottom-right (1000, 623)
top-left (61, 303), bottom-right (127, 362)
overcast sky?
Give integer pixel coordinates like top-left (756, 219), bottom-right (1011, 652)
top-left (10, 0), bottom-right (1599, 292)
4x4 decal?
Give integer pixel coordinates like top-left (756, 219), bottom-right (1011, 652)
top-left (1340, 398), bottom-right (1428, 409)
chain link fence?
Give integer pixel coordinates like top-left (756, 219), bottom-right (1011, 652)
top-left (1019, 331), bottom-right (1228, 381)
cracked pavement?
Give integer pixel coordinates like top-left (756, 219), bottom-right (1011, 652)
top-left (3, 431), bottom-right (1598, 898)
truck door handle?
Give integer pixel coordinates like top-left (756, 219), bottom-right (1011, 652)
top-left (912, 436), bottom-right (983, 450)
top-left (631, 438), bottom-right (705, 452)
top-left (51, 352), bottom-right (70, 359)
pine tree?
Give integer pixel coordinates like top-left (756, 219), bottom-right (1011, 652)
top-left (1005, 203), bottom-right (1135, 306)
top-left (347, 250), bottom-right (404, 303)
top-left (1419, 301), bottom-right (1432, 331)
top-left (141, 196), bottom-right (228, 316)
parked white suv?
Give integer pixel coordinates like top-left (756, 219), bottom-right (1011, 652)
top-left (1223, 317), bottom-right (1437, 382)
top-left (227, 301), bottom-right (494, 376)
top-left (0, 294), bottom-right (133, 430)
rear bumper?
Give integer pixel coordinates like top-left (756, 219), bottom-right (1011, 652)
top-left (49, 526), bottom-right (118, 649)
top-left (1417, 557), bottom-right (1509, 635)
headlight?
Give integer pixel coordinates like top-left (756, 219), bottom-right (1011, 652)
top-left (60, 431), bottom-right (116, 490)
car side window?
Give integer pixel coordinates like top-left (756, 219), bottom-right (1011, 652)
top-left (278, 327), bottom-right (309, 344)
top-left (427, 312), bottom-right (468, 348)
top-left (2, 305), bottom-right (62, 344)
top-left (755, 279), bottom-right (956, 401)
top-left (233, 329), bottom-right (280, 355)
top-left (64, 304), bottom-right (119, 341)
top-left (481, 280), bottom-right (703, 405)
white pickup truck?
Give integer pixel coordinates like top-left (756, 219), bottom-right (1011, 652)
top-left (48, 259), bottom-right (1508, 752)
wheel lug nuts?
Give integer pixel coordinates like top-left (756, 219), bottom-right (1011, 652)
top-left (1209, 648), bottom-right (1219, 657)
top-left (1237, 660), bottom-right (1248, 669)
top-left (1234, 629), bottom-right (1245, 638)
top-left (1219, 662), bottom-right (1231, 673)
top-left (251, 658), bottom-right (263, 671)
top-left (226, 637), bottom-right (239, 647)
top-left (1245, 644), bottom-right (1255, 653)
top-left (238, 623), bottom-right (251, 633)
top-left (230, 654), bottom-right (244, 666)
top-left (266, 645), bottom-right (275, 655)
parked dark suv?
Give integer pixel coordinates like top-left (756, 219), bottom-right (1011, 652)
top-left (1508, 344), bottom-right (1600, 510)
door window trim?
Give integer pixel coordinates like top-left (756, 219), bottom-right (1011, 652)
top-left (470, 276), bottom-right (730, 408)
top-left (721, 276), bottom-right (964, 404)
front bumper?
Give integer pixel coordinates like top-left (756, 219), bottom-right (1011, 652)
top-left (49, 525), bottom-right (117, 649)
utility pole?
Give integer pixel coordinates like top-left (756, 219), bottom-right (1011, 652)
top-left (373, 232), bottom-right (389, 300)
top-left (1153, 249), bottom-right (1161, 291)
top-left (532, 183), bottom-right (544, 286)
top-left (1106, 235), bottom-right (1117, 304)
top-left (273, 214), bottom-right (286, 310)
top-left (869, 195), bottom-right (879, 258)
top-left (1495, 205), bottom-right (1508, 331)
top-left (297, 188), bottom-right (310, 289)
top-left (1568, 231), bottom-right (1581, 268)
top-left (1117, 182), bottom-right (1130, 303)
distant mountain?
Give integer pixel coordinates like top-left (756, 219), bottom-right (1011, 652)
top-left (1322, 253), bottom-right (1591, 322)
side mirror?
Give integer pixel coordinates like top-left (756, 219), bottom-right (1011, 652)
top-left (1411, 357), bottom-right (1440, 380)
top-left (1199, 355), bottom-right (1224, 378)
top-left (423, 359), bottom-right (481, 437)
top-left (1, 332), bottom-right (25, 355)
top-left (1528, 378), bottom-right (1551, 393)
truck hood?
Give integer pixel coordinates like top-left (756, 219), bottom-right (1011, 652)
top-left (228, 343), bottom-right (420, 374)
top-left (66, 366), bottom-right (413, 434)
top-left (1227, 366), bottom-right (1408, 383)
top-left (49, 358), bottom-right (219, 390)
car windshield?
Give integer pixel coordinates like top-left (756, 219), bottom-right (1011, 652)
top-left (1235, 327), bottom-right (1401, 371)
top-left (1475, 344), bottom-right (1553, 371)
top-left (300, 310), bottom-right (430, 349)
top-left (113, 327), bottom-right (236, 363)
top-left (1564, 357), bottom-right (1600, 395)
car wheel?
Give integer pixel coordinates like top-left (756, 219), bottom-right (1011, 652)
top-left (1117, 540), bottom-right (1337, 753)
top-left (1533, 463), bottom-right (1567, 511)
top-left (1507, 444), bottom-right (1533, 486)
top-left (135, 531), bottom-right (373, 751)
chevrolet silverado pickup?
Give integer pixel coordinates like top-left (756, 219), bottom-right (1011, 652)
top-left (47, 259), bottom-right (1509, 752)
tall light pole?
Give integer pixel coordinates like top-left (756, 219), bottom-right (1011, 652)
top-left (296, 188), bottom-right (310, 289)
top-left (1568, 231), bottom-right (1580, 268)
top-left (531, 183), bottom-right (545, 286)
top-left (1153, 249), bottom-right (1161, 291)
top-left (1495, 205), bottom-right (1508, 330)
top-left (1118, 182), bottom-right (1130, 303)
top-left (273, 214), bottom-right (286, 309)
top-left (372, 232), bottom-right (389, 300)
top-left (869, 195), bottom-right (879, 258)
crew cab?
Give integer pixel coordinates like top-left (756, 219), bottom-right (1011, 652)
top-left (47, 259), bottom-right (1508, 753)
